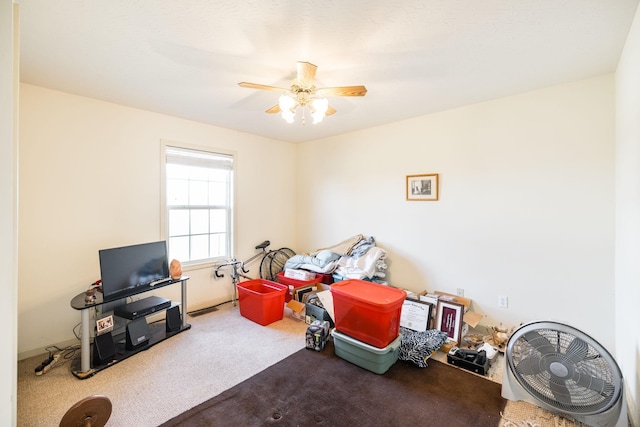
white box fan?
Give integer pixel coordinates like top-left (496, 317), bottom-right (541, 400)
top-left (502, 321), bottom-right (628, 427)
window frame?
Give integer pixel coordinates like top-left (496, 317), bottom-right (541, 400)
top-left (160, 140), bottom-right (236, 269)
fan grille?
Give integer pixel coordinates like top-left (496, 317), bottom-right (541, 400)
top-left (259, 248), bottom-right (295, 281)
top-left (508, 324), bottom-right (622, 415)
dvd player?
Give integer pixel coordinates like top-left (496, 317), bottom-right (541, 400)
top-left (114, 296), bottom-right (172, 320)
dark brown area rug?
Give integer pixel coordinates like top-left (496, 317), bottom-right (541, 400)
top-left (161, 340), bottom-right (506, 426)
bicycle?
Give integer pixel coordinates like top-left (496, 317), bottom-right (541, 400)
top-left (214, 240), bottom-right (296, 305)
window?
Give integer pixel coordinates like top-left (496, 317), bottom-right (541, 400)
top-left (164, 144), bottom-right (234, 265)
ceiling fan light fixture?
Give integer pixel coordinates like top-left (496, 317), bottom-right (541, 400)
top-left (278, 93), bottom-right (297, 124)
top-left (310, 97), bottom-right (329, 124)
top-left (238, 61), bottom-right (367, 125)
top-left (281, 109), bottom-right (295, 124)
top-left (311, 111), bottom-right (324, 124)
top-left (278, 93), bottom-right (296, 111)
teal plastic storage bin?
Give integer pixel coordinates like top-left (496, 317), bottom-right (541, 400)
top-left (332, 329), bottom-right (401, 374)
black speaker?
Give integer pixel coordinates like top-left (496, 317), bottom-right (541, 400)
top-left (166, 305), bottom-right (182, 332)
top-left (126, 318), bottom-right (150, 350)
top-left (93, 332), bottom-right (115, 365)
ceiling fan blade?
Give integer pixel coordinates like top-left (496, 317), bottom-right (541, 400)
top-left (265, 104), bottom-right (281, 114)
top-left (238, 82), bottom-right (288, 92)
top-left (522, 331), bottom-right (556, 356)
top-left (549, 380), bottom-right (573, 405)
top-left (316, 86), bottom-right (367, 97)
top-left (326, 105), bottom-right (336, 116)
top-left (297, 62), bottom-right (317, 87)
top-left (515, 355), bottom-right (545, 376)
top-left (564, 337), bottom-right (589, 364)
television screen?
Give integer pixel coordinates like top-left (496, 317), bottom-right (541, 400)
top-left (99, 241), bottom-right (170, 301)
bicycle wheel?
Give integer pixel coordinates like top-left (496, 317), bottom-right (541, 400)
top-left (259, 252), bottom-right (272, 280)
top-left (260, 249), bottom-right (293, 281)
top-left (278, 247), bottom-right (296, 258)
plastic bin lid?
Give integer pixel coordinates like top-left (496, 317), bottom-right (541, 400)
top-left (330, 279), bottom-right (406, 306)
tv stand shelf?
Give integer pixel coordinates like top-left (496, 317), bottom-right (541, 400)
top-left (70, 277), bottom-right (190, 379)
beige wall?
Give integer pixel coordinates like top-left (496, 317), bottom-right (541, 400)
top-left (297, 75), bottom-right (616, 352)
top-left (19, 76), bottom-right (618, 355)
top-left (14, 45), bottom-right (638, 426)
top-left (1, 1), bottom-right (18, 425)
top-left (18, 84), bottom-right (297, 357)
top-left (615, 3), bottom-right (640, 424)
top-left (8, 1), bottom-right (639, 422)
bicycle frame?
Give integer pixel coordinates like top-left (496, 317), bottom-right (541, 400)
top-left (213, 240), bottom-right (271, 306)
top-left (214, 259), bottom-right (251, 306)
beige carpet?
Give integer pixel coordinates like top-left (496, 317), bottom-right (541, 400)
top-left (17, 302), bottom-right (577, 427)
top-left (18, 303), bottom-right (307, 426)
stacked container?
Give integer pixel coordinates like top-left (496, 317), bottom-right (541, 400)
top-left (330, 279), bottom-right (406, 374)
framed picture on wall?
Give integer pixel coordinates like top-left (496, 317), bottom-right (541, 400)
top-left (406, 174), bottom-right (439, 201)
top-left (436, 301), bottom-right (464, 343)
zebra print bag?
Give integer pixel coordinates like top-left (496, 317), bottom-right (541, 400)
top-left (398, 327), bottom-right (449, 368)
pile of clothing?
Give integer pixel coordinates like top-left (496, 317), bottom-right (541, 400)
top-left (283, 234), bottom-right (388, 283)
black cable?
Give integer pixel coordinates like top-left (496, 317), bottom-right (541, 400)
top-left (35, 344), bottom-right (81, 375)
top-left (72, 322), bottom-right (82, 340)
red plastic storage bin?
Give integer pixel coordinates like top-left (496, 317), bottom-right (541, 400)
top-left (315, 273), bottom-right (334, 285)
top-left (331, 279), bottom-right (407, 348)
top-left (236, 279), bottom-right (287, 326)
top-left (276, 271), bottom-right (321, 302)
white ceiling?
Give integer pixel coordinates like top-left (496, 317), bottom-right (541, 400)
top-left (18, 0), bottom-right (639, 143)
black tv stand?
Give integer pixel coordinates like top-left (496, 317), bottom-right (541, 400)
top-left (114, 295), bottom-right (172, 320)
top-left (70, 277), bottom-right (190, 379)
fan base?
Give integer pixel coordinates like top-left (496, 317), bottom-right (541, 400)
top-left (59, 395), bottom-right (112, 427)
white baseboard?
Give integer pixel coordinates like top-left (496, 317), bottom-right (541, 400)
top-left (18, 308), bottom-right (184, 361)
top-left (18, 337), bottom-right (80, 361)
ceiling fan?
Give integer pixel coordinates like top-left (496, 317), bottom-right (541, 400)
top-left (238, 61), bottom-right (367, 124)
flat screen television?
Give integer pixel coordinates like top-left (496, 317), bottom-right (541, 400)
top-left (99, 241), bottom-right (170, 302)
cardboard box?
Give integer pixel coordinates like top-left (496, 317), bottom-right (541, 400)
top-left (286, 299), bottom-right (306, 321)
top-left (404, 289), bottom-right (427, 300)
top-left (285, 268), bottom-right (317, 281)
top-left (419, 293), bottom-right (440, 306)
top-left (305, 302), bottom-right (334, 327)
top-left (316, 283), bottom-right (332, 292)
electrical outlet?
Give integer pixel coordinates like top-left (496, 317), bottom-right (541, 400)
top-left (456, 288), bottom-right (464, 297)
top-left (498, 295), bottom-right (508, 308)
